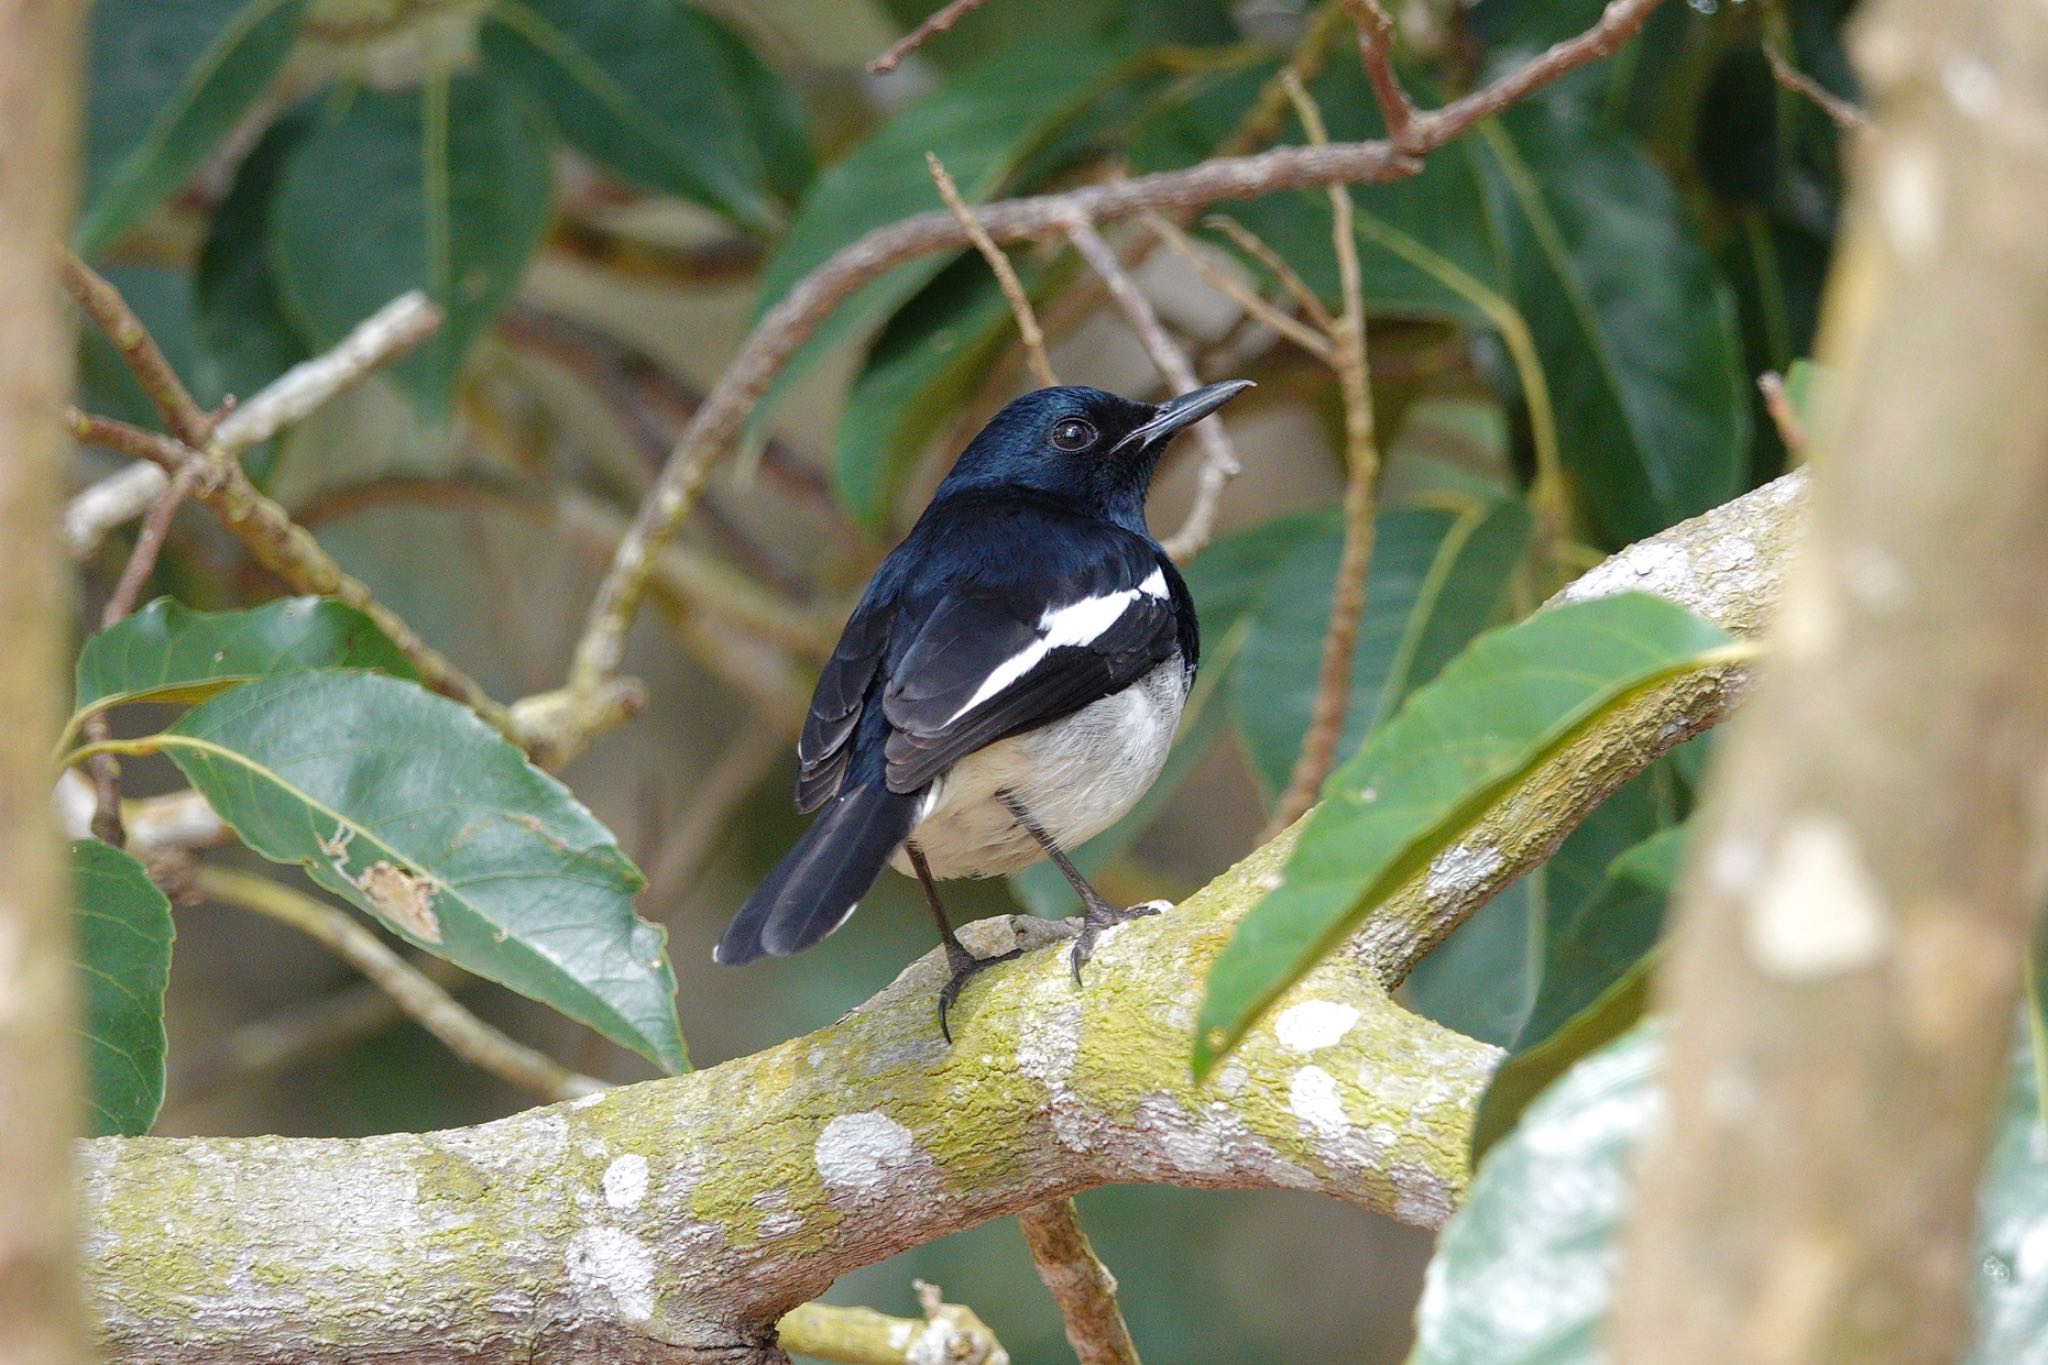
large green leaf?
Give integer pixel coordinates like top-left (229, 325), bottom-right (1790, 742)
top-left (69, 596), bottom-right (414, 745)
top-left (1413, 1027), bottom-right (2048, 1364)
top-left (197, 109), bottom-right (315, 420)
top-left (70, 841), bottom-right (175, 1138)
top-left (270, 72), bottom-right (554, 419)
top-left (1232, 499), bottom-right (1530, 802)
top-left (1194, 592), bottom-right (1734, 1073)
top-left (80, 0), bottom-right (308, 256)
top-left (1468, 821), bottom-right (1688, 1160)
top-left (749, 42), bottom-right (1121, 431)
top-left (153, 671), bottom-right (686, 1072)
top-left (481, 0), bottom-right (806, 230)
top-left (834, 255), bottom-right (1058, 533)
top-left (1474, 103), bottom-right (1749, 546)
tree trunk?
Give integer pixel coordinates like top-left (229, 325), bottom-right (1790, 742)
top-left (0, 0), bottom-right (91, 1361)
top-left (1618, 0), bottom-right (2048, 1358)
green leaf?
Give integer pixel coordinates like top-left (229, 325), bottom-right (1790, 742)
top-left (1231, 499), bottom-right (1531, 802)
top-left (270, 72), bottom-right (554, 420)
top-left (1413, 1027), bottom-right (2048, 1365)
top-left (749, 41), bottom-right (1121, 430)
top-left (197, 109), bottom-right (315, 420)
top-left (155, 671), bottom-right (687, 1072)
top-left (71, 597), bottom-right (415, 742)
top-left (1193, 592), bottom-right (1734, 1074)
top-left (1475, 104), bottom-right (1749, 546)
top-left (80, 0), bottom-right (308, 256)
top-left (481, 0), bottom-right (805, 230)
top-left (1466, 818), bottom-right (1688, 1161)
top-left (70, 841), bottom-right (175, 1138)
top-left (835, 255), bottom-right (1060, 533)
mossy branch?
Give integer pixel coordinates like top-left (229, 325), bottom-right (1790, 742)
top-left (77, 473), bottom-right (1805, 1363)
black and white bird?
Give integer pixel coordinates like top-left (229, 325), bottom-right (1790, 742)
top-left (715, 379), bottom-right (1253, 1034)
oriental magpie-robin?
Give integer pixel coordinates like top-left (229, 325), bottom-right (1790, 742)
top-left (715, 379), bottom-right (1252, 1036)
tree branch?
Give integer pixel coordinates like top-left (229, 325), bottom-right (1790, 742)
top-left (867, 0), bottom-right (995, 73)
top-left (931, 152), bottom-right (1057, 389)
top-left (0, 0), bottom-right (93, 1355)
top-left (76, 465), bottom-right (1801, 1364)
top-left (544, 0), bottom-right (1671, 764)
top-left (1015, 1199), bottom-right (1141, 1365)
top-left (777, 1284), bottom-right (1007, 1364)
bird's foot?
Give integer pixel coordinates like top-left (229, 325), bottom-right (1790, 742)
top-left (937, 937), bottom-right (1024, 1043)
top-left (1070, 898), bottom-right (1171, 983)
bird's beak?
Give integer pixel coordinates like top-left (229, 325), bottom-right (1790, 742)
top-left (1113, 379), bottom-right (1255, 454)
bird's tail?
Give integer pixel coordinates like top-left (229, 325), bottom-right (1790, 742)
top-left (714, 781), bottom-right (919, 965)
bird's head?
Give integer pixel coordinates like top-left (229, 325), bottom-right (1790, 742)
top-left (936, 381), bottom-right (1253, 527)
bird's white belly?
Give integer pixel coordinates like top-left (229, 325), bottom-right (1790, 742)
top-left (892, 657), bottom-right (1188, 880)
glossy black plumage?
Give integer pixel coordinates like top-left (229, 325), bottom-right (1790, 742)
top-left (716, 381), bottom-right (1249, 971)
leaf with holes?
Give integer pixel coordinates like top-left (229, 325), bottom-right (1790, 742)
top-left (481, 0), bottom-right (807, 230)
top-left (71, 840), bottom-right (175, 1137)
top-left (70, 596), bottom-right (414, 748)
top-left (270, 72), bottom-right (553, 420)
top-left (150, 671), bottom-right (686, 1072)
top-left (1194, 593), bottom-right (1734, 1074)
top-left (79, 0), bottom-right (308, 256)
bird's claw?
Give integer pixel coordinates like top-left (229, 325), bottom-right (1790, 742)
top-left (1069, 898), bottom-right (1170, 983)
top-left (937, 941), bottom-right (1024, 1043)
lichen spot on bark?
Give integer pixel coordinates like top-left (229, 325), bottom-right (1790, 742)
top-left (1744, 814), bottom-right (1892, 979)
top-left (1274, 1000), bottom-right (1360, 1053)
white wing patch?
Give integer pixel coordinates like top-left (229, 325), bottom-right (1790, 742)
top-left (944, 586), bottom-right (1146, 725)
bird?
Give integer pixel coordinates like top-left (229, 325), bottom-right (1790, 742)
top-left (714, 379), bottom-right (1253, 1037)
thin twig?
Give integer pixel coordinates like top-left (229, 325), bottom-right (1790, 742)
top-left (929, 152), bottom-right (1057, 388)
top-left (1269, 74), bottom-right (1384, 834)
top-left (551, 0), bottom-right (1670, 757)
top-left (1763, 33), bottom-right (1868, 134)
top-left (83, 461), bottom-right (203, 844)
top-left (778, 1283), bottom-right (1009, 1364)
top-left (1758, 370), bottom-right (1809, 455)
top-left (1340, 0), bottom-right (1419, 149)
top-left (196, 866), bottom-right (607, 1104)
top-left (867, 0), bottom-right (993, 73)
top-left (1140, 210), bottom-right (1334, 362)
top-left (1016, 1199), bottom-right (1142, 1365)
top-left (1203, 214), bottom-right (1335, 331)
top-left (61, 283), bottom-right (531, 745)
top-left (59, 252), bottom-right (212, 448)
top-left (1062, 215), bottom-right (1244, 561)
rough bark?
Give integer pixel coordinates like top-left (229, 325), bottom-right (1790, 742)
top-left (0, 0), bottom-right (92, 1360)
top-left (1617, 0), bottom-right (2048, 1358)
top-left (77, 471), bottom-right (1805, 1362)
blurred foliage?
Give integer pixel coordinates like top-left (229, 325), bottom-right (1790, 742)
top-left (64, 0), bottom-right (1976, 1359)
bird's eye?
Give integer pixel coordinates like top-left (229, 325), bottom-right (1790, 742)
top-left (1050, 417), bottom-right (1098, 452)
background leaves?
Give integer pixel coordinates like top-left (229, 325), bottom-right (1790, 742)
top-left (71, 840), bottom-right (175, 1138)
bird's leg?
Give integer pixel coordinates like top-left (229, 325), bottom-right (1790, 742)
top-left (906, 841), bottom-right (1021, 1043)
top-left (998, 791), bottom-right (1168, 982)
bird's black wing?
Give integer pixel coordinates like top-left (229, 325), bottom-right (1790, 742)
top-left (879, 528), bottom-right (1185, 794)
top-left (794, 593), bottom-right (894, 813)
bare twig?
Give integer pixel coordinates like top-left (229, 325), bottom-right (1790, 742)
top-left (60, 253), bottom-right (212, 448)
top-left (1341, 0), bottom-right (1419, 149)
top-left (1140, 210), bottom-right (1334, 362)
top-left (1063, 216), bottom-right (1244, 560)
top-left (867, 0), bottom-right (994, 73)
top-left (549, 0), bottom-right (1669, 759)
top-left (83, 461), bottom-right (202, 845)
top-left (1758, 369), bottom-right (1809, 455)
top-left (1016, 1199), bottom-right (1142, 1365)
top-left (1204, 214), bottom-right (1335, 331)
top-left (63, 284), bottom-right (529, 743)
top-left (196, 866), bottom-right (607, 1104)
top-left (65, 411), bottom-right (187, 474)
top-left (929, 152), bottom-right (1057, 387)
top-left (1269, 74), bottom-right (1385, 834)
top-left (1762, 32), bottom-right (1868, 134)
top-left (778, 1284), bottom-right (1009, 1364)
